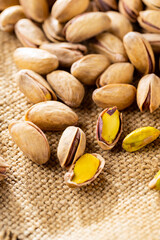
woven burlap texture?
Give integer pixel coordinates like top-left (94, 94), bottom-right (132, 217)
top-left (0, 30), bottom-right (160, 240)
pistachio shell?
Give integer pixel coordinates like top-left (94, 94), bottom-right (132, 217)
top-left (148, 170), bottom-right (160, 190)
top-left (142, 0), bottom-right (160, 10)
top-left (138, 10), bottom-right (160, 34)
top-left (142, 33), bottom-right (160, 53)
top-left (85, 1), bottom-right (99, 12)
top-left (95, 0), bottom-right (118, 11)
top-left (0, 157), bottom-right (9, 181)
top-left (0, 0), bottom-right (19, 11)
top-left (119, 0), bottom-right (143, 22)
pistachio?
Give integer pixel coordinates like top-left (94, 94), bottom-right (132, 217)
top-left (64, 153), bottom-right (105, 188)
top-left (13, 47), bottom-right (59, 75)
top-left (137, 74), bottom-right (160, 113)
top-left (16, 69), bottom-right (57, 104)
top-left (138, 10), bottom-right (160, 34)
top-left (0, 0), bottom-right (19, 11)
top-left (9, 121), bottom-right (50, 164)
top-left (0, 5), bottom-right (25, 32)
top-left (47, 70), bottom-right (85, 108)
top-left (0, 157), bottom-right (9, 181)
top-left (95, 0), bottom-right (118, 11)
top-left (71, 54), bottom-right (110, 85)
top-left (96, 107), bottom-right (122, 150)
top-left (142, 0), bottom-right (160, 10)
top-left (123, 32), bottom-right (155, 75)
top-left (51, 0), bottom-right (89, 23)
top-left (92, 84), bottom-right (136, 110)
top-left (122, 126), bottom-right (160, 152)
top-left (119, 0), bottom-right (143, 22)
top-left (90, 32), bottom-right (128, 63)
top-left (57, 126), bottom-right (86, 168)
top-left (40, 42), bottom-right (87, 67)
top-left (85, 1), bottom-right (99, 12)
top-left (97, 63), bottom-right (134, 87)
top-left (25, 101), bottom-right (78, 131)
top-left (142, 33), bottom-right (160, 53)
top-left (64, 12), bottom-right (111, 43)
top-left (148, 170), bottom-right (160, 190)
top-left (19, 0), bottom-right (49, 23)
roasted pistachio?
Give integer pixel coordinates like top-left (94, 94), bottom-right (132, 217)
top-left (9, 121), bottom-right (50, 164)
top-left (138, 10), bottom-right (160, 34)
top-left (0, 157), bottom-right (9, 181)
top-left (25, 101), bottom-right (78, 131)
top-left (142, 33), bottom-right (160, 53)
top-left (119, 0), bottom-right (143, 22)
top-left (64, 153), bottom-right (105, 188)
top-left (142, 0), bottom-right (160, 10)
top-left (0, 0), bottom-right (19, 11)
top-left (148, 170), bottom-right (160, 190)
top-left (95, 0), bottom-right (118, 11)
top-left (57, 126), bottom-right (86, 168)
top-left (122, 126), bottom-right (160, 152)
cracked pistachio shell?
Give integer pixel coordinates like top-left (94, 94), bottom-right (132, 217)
top-left (19, 0), bottom-right (49, 23)
top-left (13, 48), bottom-right (59, 75)
top-left (51, 0), bottom-right (89, 23)
top-left (92, 84), bottom-right (136, 110)
top-left (142, 33), bottom-right (160, 53)
top-left (119, 0), bottom-right (143, 22)
top-left (137, 74), bottom-right (160, 113)
top-left (71, 54), bottom-right (110, 85)
top-left (0, 0), bottom-right (19, 11)
top-left (40, 42), bottom-right (87, 67)
top-left (138, 10), bottom-right (160, 34)
top-left (0, 5), bottom-right (25, 32)
top-left (47, 70), bottom-right (85, 108)
top-left (95, 0), bottom-right (118, 11)
top-left (148, 170), bottom-right (160, 190)
top-left (64, 153), bottom-right (105, 188)
top-left (64, 12), bottom-right (111, 43)
top-left (142, 0), bottom-right (160, 10)
top-left (123, 32), bottom-right (155, 75)
top-left (15, 19), bottom-right (48, 48)
top-left (9, 121), bottom-right (50, 164)
top-left (0, 157), bottom-right (9, 181)
top-left (90, 32), bottom-right (128, 63)
top-left (16, 69), bottom-right (57, 104)
top-left (57, 126), bottom-right (86, 168)
top-left (25, 101), bottom-right (78, 131)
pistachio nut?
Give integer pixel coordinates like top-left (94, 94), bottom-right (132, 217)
top-left (97, 63), bottom-right (134, 87)
top-left (142, 0), bottom-right (160, 10)
top-left (64, 153), bottom-right (105, 188)
top-left (119, 0), bottom-right (143, 22)
top-left (148, 170), bottom-right (160, 190)
top-left (64, 12), bottom-right (111, 43)
top-left (94, 0), bottom-right (118, 11)
top-left (106, 11), bottom-right (133, 40)
top-left (138, 10), bottom-right (160, 34)
top-left (92, 84), bottom-right (136, 110)
top-left (25, 101), bottom-right (78, 131)
top-left (19, 0), bottom-right (49, 23)
top-left (40, 42), bottom-right (87, 67)
top-left (123, 32), bottom-right (155, 75)
top-left (47, 70), bottom-right (85, 108)
top-left (90, 32), bottom-right (128, 63)
top-left (122, 126), bottom-right (160, 152)
top-left (96, 107), bottom-right (122, 150)
top-left (137, 74), bottom-right (160, 113)
top-left (42, 16), bottom-right (65, 43)
top-left (16, 69), bottom-right (57, 104)
top-left (0, 0), bottom-right (19, 11)
top-left (9, 121), bottom-right (50, 164)
top-left (142, 33), bottom-right (160, 53)
top-left (51, 0), bottom-right (89, 23)
top-left (13, 48), bottom-right (59, 75)
top-left (0, 5), bottom-right (25, 32)
top-left (57, 126), bottom-right (86, 168)
top-left (0, 157), bottom-right (9, 181)
top-left (71, 54), bottom-right (110, 85)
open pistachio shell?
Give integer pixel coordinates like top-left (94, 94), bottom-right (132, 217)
top-left (0, 157), bottom-right (9, 181)
top-left (119, 0), bottom-right (143, 22)
top-left (142, 0), bottom-right (160, 10)
top-left (95, 0), bottom-right (118, 11)
top-left (142, 33), bottom-right (160, 53)
top-left (138, 10), bottom-right (160, 34)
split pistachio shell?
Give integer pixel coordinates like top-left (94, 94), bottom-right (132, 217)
top-left (123, 32), bottom-right (155, 75)
top-left (95, 0), bottom-right (118, 11)
top-left (148, 170), bottom-right (160, 190)
top-left (25, 101), bottom-right (78, 131)
top-left (0, 0), bottom-right (19, 11)
top-left (9, 121), bottom-right (50, 164)
top-left (142, 0), bottom-right (160, 10)
top-left (47, 70), bottom-right (85, 108)
top-left (0, 157), bottom-right (9, 181)
top-left (13, 48), bottom-right (59, 75)
top-left (16, 69), bottom-right (57, 104)
top-left (92, 84), bottom-right (136, 110)
top-left (71, 54), bottom-right (110, 85)
top-left (57, 126), bottom-right (86, 168)
top-left (64, 153), bottom-right (105, 188)
top-left (64, 12), bottom-right (111, 43)
top-left (138, 10), bottom-right (160, 34)
top-left (0, 5), bottom-right (25, 32)
top-left (122, 126), bottom-right (160, 152)
top-left (96, 107), bottom-right (122, 150)
top-left (137, 74), bottom-right (160, 113)
top-left (119, 0), bottom-right (143, 22)
top-left (142, 33), bottom-right (160, 53)
top-left (51, 0), bottom-right (89, 23)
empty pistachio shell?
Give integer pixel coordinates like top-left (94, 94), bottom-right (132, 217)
top-left (123, 32), bottom-right (155, 75)
top-left (25, 101), bottom-right (78, 131)
top-left (95, 0), bottom-right (118, 11)
top-left (119, 0), bottom-right (143, 22)
top-left (0, 0), bottom-right (19, 11)
top-left (9, 121), bottom-right (50, 164)
top-left (71, 54), bottom-right (110, 85)
top-left (64, 153), bottom-right (105, 188)
top-left (148, 170), bottom-right (160, 190)
top-left (142, 33), bottom-right (160, 53)
top-left (57, 126), bottom-right (86, 168)
top-left (0, 157), bottom-right (9, 181)
top-left (93, 84), bottom-right (136, 110)
top-left (122, 126), bottom-right (160, 152)
top-left (142, 0), bottom-right (160, 10)
top-left (138, 10), bottom-right (160, 34)
top-left (13, 48), bottom-right (59, 75)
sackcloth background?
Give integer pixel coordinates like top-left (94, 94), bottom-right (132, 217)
top-left (0, 30), bottom-right (160, 240)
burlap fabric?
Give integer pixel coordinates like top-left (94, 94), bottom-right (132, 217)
top-left (0, 30), bottom-right (160, 240)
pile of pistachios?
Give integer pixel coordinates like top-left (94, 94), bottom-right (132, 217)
top-left (1, 0), bottom-right (160, 189)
